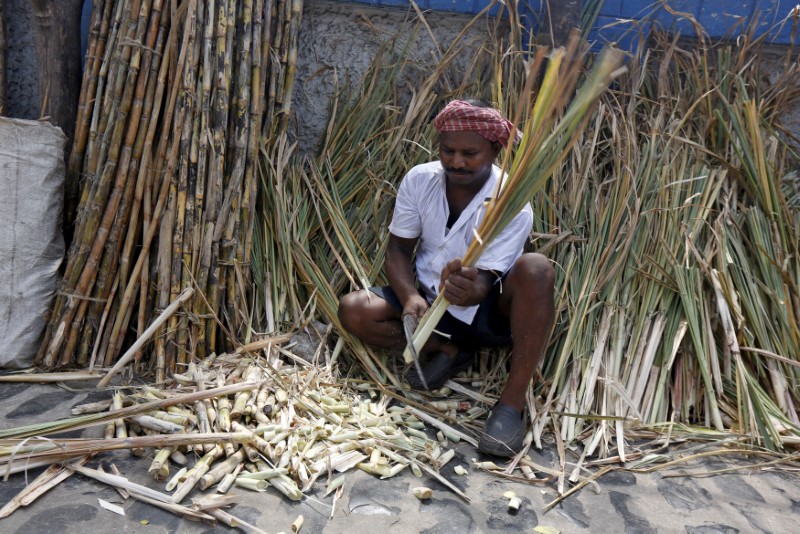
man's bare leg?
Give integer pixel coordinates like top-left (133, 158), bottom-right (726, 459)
top-left (478, 253), bottom-right (555, 457)
top-left (497, 253), bottom-right (556, 410)
top-left (338, 289), bottom-right (405, 348)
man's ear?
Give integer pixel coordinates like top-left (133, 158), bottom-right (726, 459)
top-left (491, 141), bottom-right (502, 158)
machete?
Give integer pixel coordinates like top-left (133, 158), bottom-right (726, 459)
top-left (402, 314), bottom-right (428, 390)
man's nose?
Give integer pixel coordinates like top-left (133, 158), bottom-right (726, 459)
top-left (452, 153), bottom-right (465, 168)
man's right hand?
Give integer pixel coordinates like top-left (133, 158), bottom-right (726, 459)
top-left (402, 294), bottom-right (429, 320)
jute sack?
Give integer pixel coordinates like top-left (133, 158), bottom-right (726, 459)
top-left (0, 117), bottom-right (66, 368)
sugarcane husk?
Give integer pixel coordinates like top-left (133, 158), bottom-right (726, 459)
top-left (0, 455), bottom-right (90, 519)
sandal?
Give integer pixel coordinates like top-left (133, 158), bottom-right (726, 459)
top-left (406, 350), bottom-right (474, 391)
top-left (478, 404), bottom-right (525, 457)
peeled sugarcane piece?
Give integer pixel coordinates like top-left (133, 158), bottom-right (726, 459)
top-left (112, 394), bottom-right (127, 440)
top-left (216, 380), bottom-right (231, 431)
top-left (171, 446), bottom-right (223, 503)
top-left (428, 400), bottom-right (470, 412)
top-left (237, 467), bottom-right (288, 480)
top-left (437, 449), bottom-right (455, 468)
top-left (231, 421), bottom-right (272, 456)
top-left (380, 463), bottom-right (408, 480)
top-left (234, 478), bottom-right (268, 492)
top-left (504, 491), bottom-right (522, 512)
top-left (454, 465), bottom-right (468, 476)
top-left (71, 399), bottom-right (113, 415)
top-left (410, 462), bottom-right (423, 478)
top-left (412, 487), bottom-right (432, 500)
top-left (149, 447), bottom-right (172, 480)
top-left (170, 450), bottom-right (187, 466)
top-left (231, 390), bottom-right (252, 420)
top-left (520, 465), bottom-right (537, 480)
top-left (166, 467), bottom-right (187, 492)
top-left (190, 493), bottom-right (239, 511)
top-left (199, 449), bottom-right (246, 490)
top-left (291, 515), bottom-right (304, 533)
top-left (474, 461), bottom-right (503, 471)
top-left (216, 464), bottom-right (243, 494)
top-left (357, 462), bottom-right (391, 477)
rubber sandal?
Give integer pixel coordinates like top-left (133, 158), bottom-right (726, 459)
top-left (406, 350), bottom-right (474, 391)
top-left (478, 404), bottom-right (525, 457)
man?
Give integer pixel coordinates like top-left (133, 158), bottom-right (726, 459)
top-left (338, 99), bottom-right (555, 457)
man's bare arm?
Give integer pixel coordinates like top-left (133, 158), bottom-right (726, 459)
top-left (386, 234), bottom-right (428, 318)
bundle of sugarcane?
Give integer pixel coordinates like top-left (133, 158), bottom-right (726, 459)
top-left (36, 0), bottom-right (303, 381)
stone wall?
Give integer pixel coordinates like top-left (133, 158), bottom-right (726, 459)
top-left (3, 0), bottom-right (38, 120)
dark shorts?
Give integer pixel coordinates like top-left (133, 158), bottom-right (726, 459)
top-left (369, 283), bottom-right (512, 348)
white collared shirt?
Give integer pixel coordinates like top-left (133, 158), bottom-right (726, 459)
top-left (388, 161), bottom-right (533, 324)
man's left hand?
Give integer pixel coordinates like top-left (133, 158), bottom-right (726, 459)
top-left (440, 259), bottom-right (491, 307)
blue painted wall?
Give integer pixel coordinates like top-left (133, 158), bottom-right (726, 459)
top-left (342, 1), bottom-right (799, 50)
top-left (592, 1), bottom-right (798, 50)
top-left (80, 1), bottom-right (800, 57)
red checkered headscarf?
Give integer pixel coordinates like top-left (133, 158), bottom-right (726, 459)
top-left (433, 100), bottom-right (519, 147)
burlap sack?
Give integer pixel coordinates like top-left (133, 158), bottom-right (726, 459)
top-left (0, 117), bottom-right (66, 368)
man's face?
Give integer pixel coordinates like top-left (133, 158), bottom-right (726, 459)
top-left (438, 131), bottom-right (500, 190)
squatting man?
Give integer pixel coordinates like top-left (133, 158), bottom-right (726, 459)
top-left (338, 99), bottom-right (555, 457)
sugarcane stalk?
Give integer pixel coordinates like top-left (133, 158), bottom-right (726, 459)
top-left (149, 447), bottom-right (173, 479)
top-left (170, 1), bottom-right (200, 366)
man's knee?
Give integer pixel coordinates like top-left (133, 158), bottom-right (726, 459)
top-left (337, 291), bottom-right (364, 334)
top-left (509, 253), bottom-right (555, 293)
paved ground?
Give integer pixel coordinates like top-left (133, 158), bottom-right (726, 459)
top-left (0, 381), bottom-right (798, 533)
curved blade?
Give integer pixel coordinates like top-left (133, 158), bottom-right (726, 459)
top-left (402, 315), bottom-right (428, 390)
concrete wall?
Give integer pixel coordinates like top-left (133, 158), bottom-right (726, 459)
top-left (292, 0), bottom-right (498, 152)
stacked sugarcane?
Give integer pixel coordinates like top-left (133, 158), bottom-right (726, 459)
top-left (37, 0), bottom-right (303, 381)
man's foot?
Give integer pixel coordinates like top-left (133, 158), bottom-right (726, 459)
top-left (478, 404), bottom-right (525, 457)
top-left (406, 350), bottom-right (474, 391)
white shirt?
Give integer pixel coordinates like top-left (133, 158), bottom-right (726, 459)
top-left (388, 161), bottom-right (533, 324)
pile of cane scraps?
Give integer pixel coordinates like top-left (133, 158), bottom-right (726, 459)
top-left (0, 352), bottom-right (477, 527)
